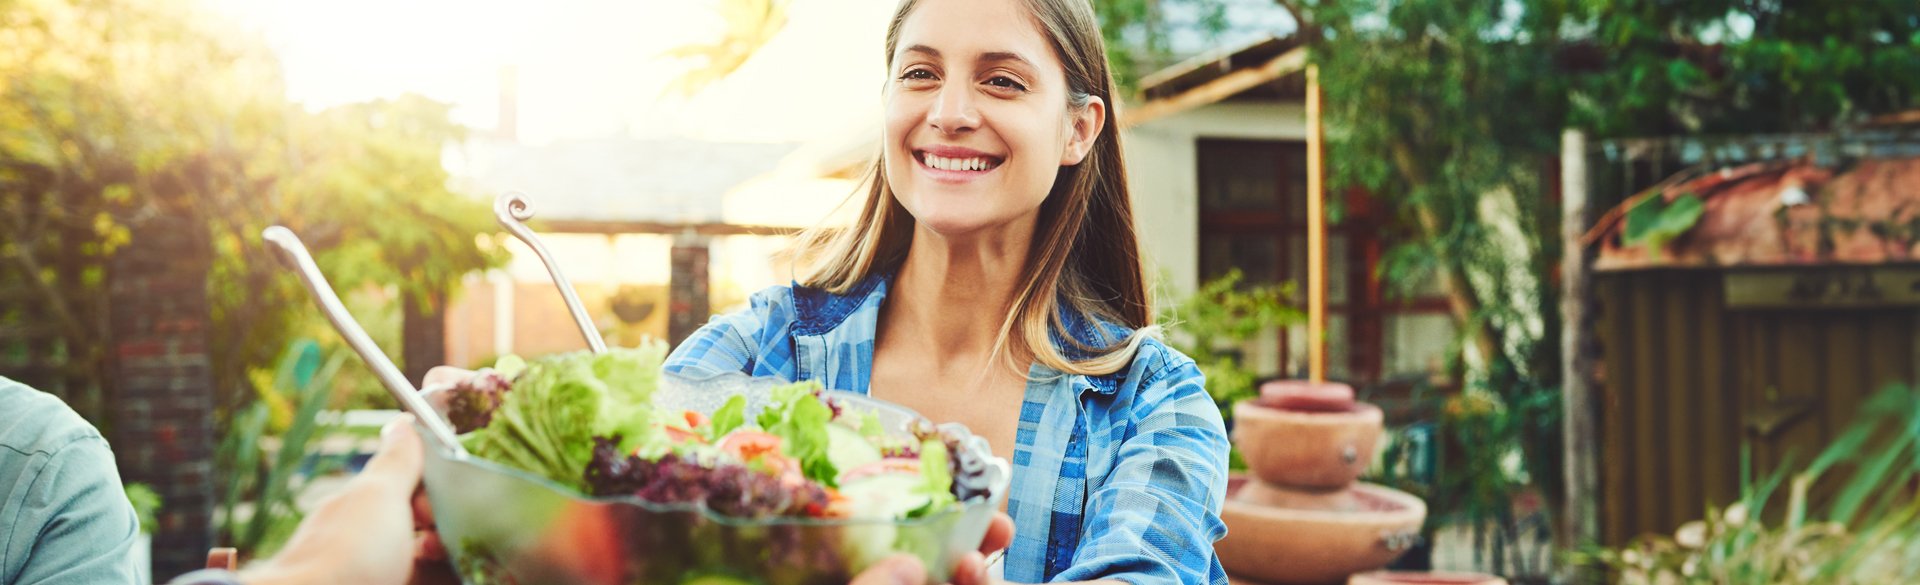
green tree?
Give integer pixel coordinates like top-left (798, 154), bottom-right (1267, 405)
top-left (1284, 0), bottom-right (1920, 569)
top-left (1565, 0), bottom-right (1920, 135)
top-left (1092, 0), bottom-right (1232, 89)
top-left (0, 0), bottom-right (503, 421)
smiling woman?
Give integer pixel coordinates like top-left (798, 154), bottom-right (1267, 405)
top-left (665, 0), bottom-right (1232, 584)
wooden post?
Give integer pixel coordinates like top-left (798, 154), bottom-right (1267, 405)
top-left (1307, 64), bottom-right (1326, 383)
top-left (1560, 129), bottom-right (1600, 550)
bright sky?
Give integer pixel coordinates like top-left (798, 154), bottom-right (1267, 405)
top-left (199, 0), bottom-right (1300, 147)
top-left (204, 0), bottom-right (895, 146)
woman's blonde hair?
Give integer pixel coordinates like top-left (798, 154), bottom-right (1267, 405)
top-left (793, 0), bottom-right (1153, 377)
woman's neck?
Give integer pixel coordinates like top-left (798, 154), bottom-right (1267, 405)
top-left (884, 221), bottom-right (1034, 367)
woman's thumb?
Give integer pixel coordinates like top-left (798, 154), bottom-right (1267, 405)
top-left (850, 555), bottom-right (927, 585)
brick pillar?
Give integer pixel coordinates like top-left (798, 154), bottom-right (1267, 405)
top-left (668, 234), bottom-right (710, 347)
top-left (109, 213), bottom-right (215, 579)
top-left (402, 289), bottom-right (447, 387)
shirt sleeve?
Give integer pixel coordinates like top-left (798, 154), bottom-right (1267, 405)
top-left (664, 285), bottom-right (791, 378)
top-left (1053, 357), bottom-right (1231, 585)
top-left (12, 436), bottom-right (142, 585)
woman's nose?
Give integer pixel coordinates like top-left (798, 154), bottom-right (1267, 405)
top-left (928, 84), bottom-right (980, 135)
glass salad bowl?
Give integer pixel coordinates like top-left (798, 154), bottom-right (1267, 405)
top-left (418, 371), bottom-right (1012, 585)
top-left (261, 215), bottom-right (1007, 585)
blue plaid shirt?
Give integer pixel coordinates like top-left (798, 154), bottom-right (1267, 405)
top-left (664, 276), bottom-right (1230, 585)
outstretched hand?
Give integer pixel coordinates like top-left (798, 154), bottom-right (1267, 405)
top-left (239, 414), bottom-right (456, 585)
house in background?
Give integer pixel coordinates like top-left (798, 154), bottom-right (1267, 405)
top-left (1124, 36), bottom-right (1456, 385)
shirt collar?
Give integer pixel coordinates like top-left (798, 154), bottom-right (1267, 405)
top-left (793, 273), bottom-right (1125, 396)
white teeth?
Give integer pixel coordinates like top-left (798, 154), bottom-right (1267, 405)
top-left (924, 154), bottom-right (994, 172)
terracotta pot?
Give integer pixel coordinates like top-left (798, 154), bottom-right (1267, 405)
top-left (1217, 475), bottom-right (1425, 585)
top-left (1348, 572), bottom-right (1507, 585)
top-left (1234, 400), bottom-right (1382, 489)
top-left (1234, 479), bottom-right (1359, 511)
top-left (1258, 380), bottom-right (1357, 413)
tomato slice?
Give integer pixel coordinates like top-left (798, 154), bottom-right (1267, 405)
top-left (663, 425), bottom-right (706, 445)
top-left (717, 430), bottom-right (785, 461)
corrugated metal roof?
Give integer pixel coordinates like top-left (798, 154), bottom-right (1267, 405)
top-left (1592, 153), bottom-right (1920, 270)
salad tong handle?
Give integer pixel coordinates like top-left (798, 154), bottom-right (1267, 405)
top-left (495, 192), bottom-right (607, 354)
top-left (261, 226), bottom-right (469, 456)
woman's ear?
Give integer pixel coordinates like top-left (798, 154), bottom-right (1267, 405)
top-left (1060, 96), bottom-right (1106, 166)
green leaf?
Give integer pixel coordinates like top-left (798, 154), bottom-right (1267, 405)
top-left (1623, 193), bottom-right (1705, 251)
top-left (492, 355), bottom-right (527, 379)
top-left (759, 381), bottom-right (837, 486)
top-left (907, 438), bottom-right (956, 518)
top-left (707, 395), bottom-right (748, 442)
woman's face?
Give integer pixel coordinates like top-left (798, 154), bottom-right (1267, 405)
top-left (882, 0), bottom-right (1104, 240)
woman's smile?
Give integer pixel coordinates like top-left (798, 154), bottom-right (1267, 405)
top-left (914, 145), bottom-right (1006, 183)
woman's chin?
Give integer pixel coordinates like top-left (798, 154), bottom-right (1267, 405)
top-left (912, 214), bottom-right (1020, 241)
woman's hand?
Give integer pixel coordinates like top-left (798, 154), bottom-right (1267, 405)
top-left (850, 556), bottom-right (929, 585)
top-left (850, 511), bottom-right (1012, 585)
top-left (949, 511), bottom-right (1014, 585)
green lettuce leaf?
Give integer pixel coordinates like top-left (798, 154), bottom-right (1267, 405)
top-left (706, 395), bottom-right (748, 443)
top-left (855, 410), bottom-right (884, 441)
top-left (759, 381), bottom-right (838, 487)
top-left (464, 352), bottom-right (600, 489)
top-left (907, 438), bottom-right (956, 518)
top-left (462, 342), bottom-right (668, 490)
top-left (591, 345), bottom-right (667, 456)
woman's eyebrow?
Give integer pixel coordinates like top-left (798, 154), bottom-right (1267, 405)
top-left (901, 45), bottom-right (1035, 70)
top-left (978, 51), bottom-right (1035, 70)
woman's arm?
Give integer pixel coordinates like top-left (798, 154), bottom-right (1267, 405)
top-left (1051, 356), bottom-right (1231, 585)
top-left (663, 286), bottom-right (789, 377)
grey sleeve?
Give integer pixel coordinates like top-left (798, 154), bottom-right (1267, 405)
top-left (12, 437), bottom-right (142, 585)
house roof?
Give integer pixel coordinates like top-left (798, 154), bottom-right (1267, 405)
top-left (1124, 35), bottom-right (1308, 126)
top-left (1589, 148), bottom-right (1920, 271)
top-left (1138, 35), bottom-right (1307, 102)
top-left (448, 137), bottom-right (797, 226)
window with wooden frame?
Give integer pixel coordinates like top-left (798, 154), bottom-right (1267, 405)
top-left (1195, 138), bottom-right (1453, 384)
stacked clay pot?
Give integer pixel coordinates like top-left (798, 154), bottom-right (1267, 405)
top-left (1215, 380), bottom-right (1427, 585)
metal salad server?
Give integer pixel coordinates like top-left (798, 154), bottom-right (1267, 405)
top-left (493, 192), bottom-right (606, 354)
top-left (261, 226), bottom-right (468, 456)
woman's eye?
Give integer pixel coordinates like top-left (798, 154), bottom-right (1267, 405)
top-left (986, 76), bottom-right (1028, 92)
top-left (899, 69), bottom-right (937, 81)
